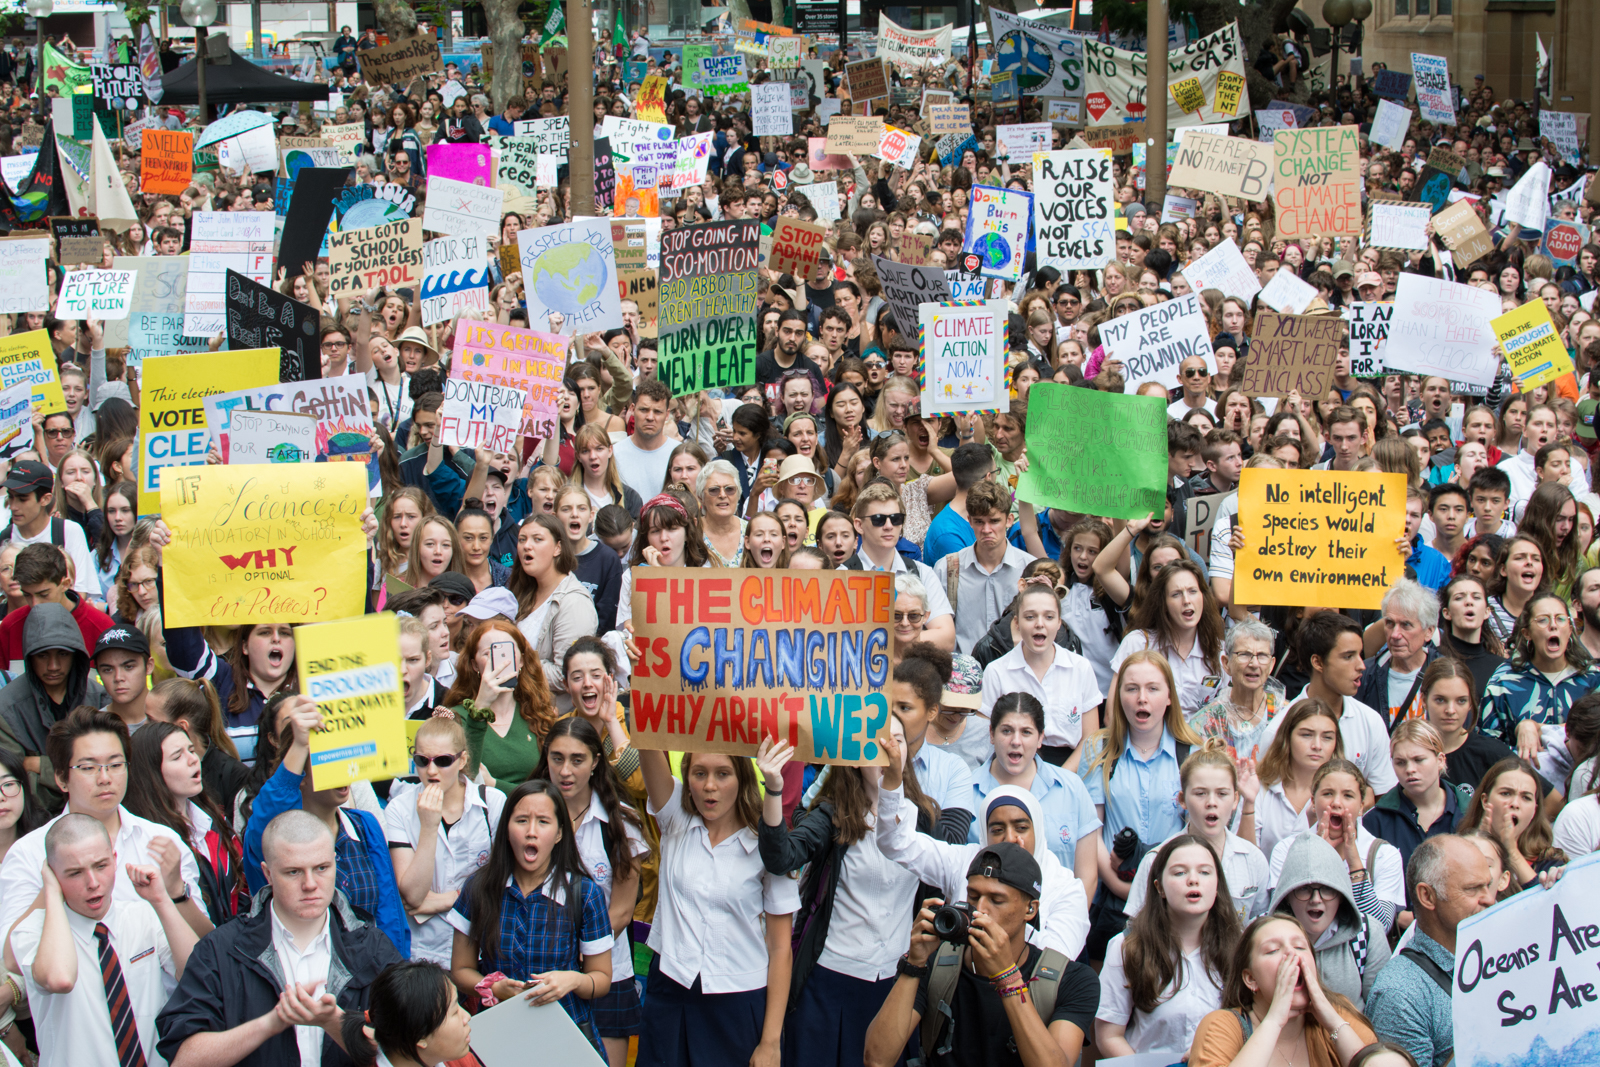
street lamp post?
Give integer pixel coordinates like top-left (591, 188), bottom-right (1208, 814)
top-left (24, 0), bottom-right (51, 121)
top-left (1322, 0), bottom-right (1354, 100)
top-left (181, 0), bottom-right (218, 123)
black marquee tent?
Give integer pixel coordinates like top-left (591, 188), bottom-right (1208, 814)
top-left (158, 48), bottom-right (332, 106)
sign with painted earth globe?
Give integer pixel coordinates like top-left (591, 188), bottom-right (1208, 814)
top-left (530, 243), bottom-right (610, 317)
top-left (996, 31), bottom-right (1053, 92)
top-left (973, 232), bottom-right (1012, 272)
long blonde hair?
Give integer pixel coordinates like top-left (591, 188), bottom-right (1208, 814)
top-left (1087, 650), bottom-right (1202, 788)
top-left (570, 423), bottom-right (628, 505)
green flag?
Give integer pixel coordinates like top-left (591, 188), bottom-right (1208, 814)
top-left (539, 4), bottom-right (565, 46)
top-left (614, 7), bottom-right (625, 45)
top-left (40, 42), bottom-right (92, 99)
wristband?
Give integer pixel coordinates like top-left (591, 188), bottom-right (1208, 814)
top-left (170, 889), bottom-right (191, 905)
top-left (475, 972), bottom-right (507, 1007)
top-left (897, 954), bottom-right (929, 980)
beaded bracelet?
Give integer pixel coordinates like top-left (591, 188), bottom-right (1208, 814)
top-left (987, 963), bottom-right (1021, 988)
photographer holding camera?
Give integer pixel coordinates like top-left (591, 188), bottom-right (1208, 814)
top-left (863, 842), bottom-right (1099, 1067)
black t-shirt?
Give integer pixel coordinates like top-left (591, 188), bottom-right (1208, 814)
top-left (1446, 730), bottom-right (1522, 798)
top-left (913, 945), bottom-right (1098, 1067)
top-left (754, 350), bottom-right (825, 410)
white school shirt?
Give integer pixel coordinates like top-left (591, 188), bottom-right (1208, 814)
top-left (1111, 629), bottom-right (1224, 714)
top-left (647, 779), bottom-right (800, 993)
top-left (571, 799), bottom-right (651, 981)
top-left (855, 549), bottom-right (955, 620)
top-left (1167, 397), bottom-right (1217, 420)
top-left (876, 783), bottom-right (1090, 959)
top-left (979, 643), bottom-right (1104, 749)
top-left (1257, 688), bottom-right (1398, 795)
top-left (12, 899), bottom-right (176, 1067)
top-left (10, 519), bottom-right (99, 600)
top-left (1123, 829), bottom-right (1269, 925)
top-left (1206, 493), bottom-right (1241, 581)
top-left (1267, 827), bottom-right (1406, 912)
top-left (1097, 932), bottom-right (1224, 1055)
top-left (0, 807), bottom-right (202, 945)
top-left (270, 905), bottom-right (333, 1067)
top-left (1552, 793), bottom-right (1600, 859)
top-left (1253, 780), bottom-right (1314, 868)
top-left (382, 780), bottom-right (507, 966)
top-left (815, 809), bottom-right (919, 982)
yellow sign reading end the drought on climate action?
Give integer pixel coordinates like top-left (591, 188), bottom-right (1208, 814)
top-left (299, 612), bottom-right (408, 789)
top-left (1233, 469), bottom-right (1407, 610)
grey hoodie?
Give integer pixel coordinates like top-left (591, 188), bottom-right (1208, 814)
top-left (0, 603), bottom-right (107, 812)
top-left (1267, 834), bottom-right (1391, 1002)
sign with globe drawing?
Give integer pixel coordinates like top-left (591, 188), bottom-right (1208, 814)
top-left (961, 185), bottom-right (1033, 282)
top-left (516, 220), bottom-right (626, 334)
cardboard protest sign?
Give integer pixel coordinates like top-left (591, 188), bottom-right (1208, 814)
top-left (0, 239), bottom-right (50, 315)
top-left (1373, 69), bottom-right (1411, 101)
top-left (1342, 302), bottom-right (1392, 378)
top-left (439, 372), bottom-right (526, 451)
top-left (50, 216), bottom-right (102, 264)
top-left (1492, 300), bottom-right (1573, 391)
top-left (919, 300), bottom-right (1010, 416)
top-left (327, 219), bottom-right (422, 299)
top-left (224, 270), bottom-right (319, 383)
top-left (1238, 311), bottom-right (1343, 398)
top-left (1081, 123), bottom-right (1144, 155)
top-left (1411, 53), bottom-right (1455, 124)
top-left (54, 269), bottom-right (134, 320)
top-left (1368, 99), bottom-right (1411, 151)
top-left (1186, 491), bottom-right (1234, 561)
top-left (319, 121), bottom-right (367, 159)
top-left (298, 613), bottom-right (408, 789)
top-left (927, 105), bottom-right (970, 139)
top-left (1181, 239), bottom-right (1261, 303)
top-left (1385, 274), bottom-right (1502, 386)
top-left (1034, 150), bottom-right (1114, 271)
top-left (1233, 469), bottom-right (1407, 610)
top-left (221, 408), bottom-right (316, 464)
top-left (1256, 269), bottom-right (1319, 315)
top-left (1368, 201), bottom-right (1433, 252)
top-left (420, 233), bottom-right (489, 327)
top-left (1102, 292), bottom-right (1216, 394)
top-left (658, 220), bottom-right (760, 395)
top-left (900, 232), bottom-right (933, 265)
top-left (516, 220), bottom-right (624, 334)
top-left (768, 217), bottom-right (828, 279)
top-left (1434, 200), bottom-right (1495, 267)
top-left (1273, 126), bottom-right (1361, 239)
top-left (963, 186), bottom-right (1032, 281)
top-left (450, 319), bottom-right (566, 439)
top-left (629, 567), bottom-right (893, 766)
top-left (619, 268), bottom-right (658, 335)
top-left (876, 126), bottom-right (921, 170)
top-left (845, 59), bottom-right (888, 107)
top-left (872, 256), bottom-right (947, 344)
top-left (0, 331), bottom-right (66, 418)
top-left (825, 116), bottom-right (885, 155)
top-left (1167, 133), bottom-right (1272, 200)
top-left (357, 36), bottom-right (444, 85)
top-left (159, 461), bottom-right (367, 625)
top-left (422, 176), bottom-right (504, 238)
top-left (698, 54), bottom-right (749, 95)
top-left (1046, 99), bottom-right (1081, 124)
top-left (1015, 384), bottom-right (1166, 520)
top-left (138, 349), bottom-right (280, 516)
top-left (751, 82), bottom-right (793, 136)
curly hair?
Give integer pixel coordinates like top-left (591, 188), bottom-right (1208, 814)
top-left (443, 619), bottom-right (558, 747)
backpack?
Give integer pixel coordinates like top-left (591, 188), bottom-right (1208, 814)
top-left (914, 943), bottom-right (1068, 1065)
top-left (0, 518), bottom-right (63, 548)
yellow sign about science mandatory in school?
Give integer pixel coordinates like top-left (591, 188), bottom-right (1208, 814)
top-left (298, 612), bottom-right (408, 789)
top-left (159, 461), bottom-right (369, 627)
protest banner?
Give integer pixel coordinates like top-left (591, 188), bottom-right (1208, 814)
top-left (1385, 274), bottom-right (1502, 386)
top-left (1081, 123), bottom-right (1143, 156)
top-left (1102, 292), bottom-right (1215, 393)
top-left (1342, 302), bottom-right (1392, 377)
top-left (1373, 69), bottom-right (1412, 101)
top-left (1427, 145), bottom-right (1469, 179)
top-left (221, 408), bottom-right (316, 464)
top-left (698, 54), bottom-right (749, 96)
top-left (327, 219), bottom-right (422, 299)
top-left (1411, 53), bottom-right (1455, 124)
top-left (422, 176), bottom-right (504, 238)
top-left (277, 166), bottom-right (350, 279)
top-left (634, 76), bottom-right (667, 122)
top-left (138, 349), bottom-right (280, 516)
top-left (357, 36), bottom-right (443, 84)
top-left (770, 36), bottom-right (803, 68)
top-left (877, 15), bottom-right (952, 68)
top-left (935, 132), bottom-right (979, 167)
top-left (516, 220), bottom-right (625, 333)
top-left (1256, 269), bottom-right (1319, 315)
top-left (963, 186), bottom-right (1032, 281)
top-left (159, 461), bottom-right (368, 626)
top-left (54, 269), bottom-right (134, 320)
top-left (918, 300), bottom-right (1009, 416)
top-left (438, 374), bottom-right (526, 452)
top-left (1034, 150), bottom-right (1114, 271)
top-left (0, 382), bottom-right (30, 454)
top-left (1543, 220), bottom-right (1588, 270)
top-left (1014, 384), bottom-right (1166, 520)
top-left (1046, 99), bottom-right (1081, 123)
top-left (1433, 200), bottom-right (1495, 267)
top-left (987, 9), bottom-right (1083, 102)
top-left (751, 82), bottom-right (792, 136)
top-left (996, 122), bottom-right (1050, 162)
top-left (658, 220), bottom-right (760, 395)
top-left (224, 270), bottom-right (319, 383)
top-left (1369, 201), bottom-right (1433, 252)
top-left (1540, 110), bottom-right (1581, 164)
top-left (845, 59), bottom-right (888, 108)
top-left (769, 217), bottom-right (828, 279)
top-left (420, 233), bottom-right (490, 326)
top-left (184, 211), bottom-right (273, 338)
top-left (872, 255), bottom-right (947, 345)
top-left (825, 116), bottom-right (885, 155)
top-left (426, 143), bottom-right (492, 189)
top-left (1167, 133), bottom-right (1272, 200)
top-left (332, 182), bottom-right (416, 230)
top-left (1181, 239), bottom-right (1261, 303)
top-left (0, 238), bottom-right (51, 315)
top-left (1238, 310), bottom-right (1344, 398)
top-left (450, 319), bottom-right (566, 439)
top-left (1161, 194), bottom-right (1199, 222)
top-left (1492, 300), bottom-right (1573, 391)
top-left (900, 232), bottom-right (933, 265)
top-left (0, 331), bottom-right (66, 422)
top-left (1233, 469), bottom-right (1407, 610)
top-left (1186, 491), bottom-right (1234, 561)
top-left (1368, 99), bottom-right (1411, 151)
top-left (1273, 126), bottom-right (1362, 239)
top-left (666, 132), bottom-right (714, 192)
top-left (50, 216), bottom-right (102, 264)
top-left (298, 613), bottom-right (407, 789)
top-left (628, 567), bottom-right (892, 766)
top-left (927, 105), bottom-right (970, 139)
top-left (1083, 23), bottom-right (1251, 128)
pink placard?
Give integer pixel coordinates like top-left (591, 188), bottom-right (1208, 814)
top-left (425, 143), bottom-right (494, 187)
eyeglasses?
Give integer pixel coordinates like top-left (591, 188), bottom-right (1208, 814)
top-left (1291, 885), bottom-right (1335, 902)
top-left (322, 340), bottom-right (350, 351)
top-left (867, 513), bottom-right (906, 527)
top-left (1533, 615), bottom-right (1573, 628)
top-left (894, 610), bottom-right (925, 624)
top-left (128, 578), bottom-right (156, 591)
top-left (1230, 651), bottom-right (1274, 664)
top-left (704, 485), bottom-right (739, 497)
top-left (71, 760), bottom-right (127, 777)
top-left (43, 428), bottom-right (73, 438)
top-left (0, 779), bottom-right (20, 798)
top-left (413, 752), bottom-right (464, 769)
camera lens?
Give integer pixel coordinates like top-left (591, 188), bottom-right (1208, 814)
top-left (932, 901), bottom-right (972, 944)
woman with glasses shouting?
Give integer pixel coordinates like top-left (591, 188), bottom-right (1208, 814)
top-left (383, 716), bottom-right (506, 967)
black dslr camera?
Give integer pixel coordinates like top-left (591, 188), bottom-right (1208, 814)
top-left (932, 901), bottom-right (975, 944)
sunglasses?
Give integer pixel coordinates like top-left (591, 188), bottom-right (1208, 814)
top-left (866, 513), bottom-right (906, 527)
top-left (1182, 368), bottom-right (1210, 378)
top-left (413, 752), bottom-right (464, 769)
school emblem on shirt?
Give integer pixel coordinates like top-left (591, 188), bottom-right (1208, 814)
top-left (476, 849), bottom-right (490, 866)
top-left (1066, 707), bottom-right (1081, 726)
top-left (128, 946), bottom-right (155, 964)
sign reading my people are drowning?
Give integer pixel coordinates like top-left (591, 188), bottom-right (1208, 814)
top-left (629, 567), bottom-right (893, 766)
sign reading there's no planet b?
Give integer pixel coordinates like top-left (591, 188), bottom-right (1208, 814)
top-left (420, 234), bottom-right (489, 327)
top-left (516, 220), bottom-right (624, 333)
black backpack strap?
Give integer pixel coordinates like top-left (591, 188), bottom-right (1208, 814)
top-left (1399, 947), bottom-right (1453, 996)
top-left (50, 517), bottom-right (63, 547)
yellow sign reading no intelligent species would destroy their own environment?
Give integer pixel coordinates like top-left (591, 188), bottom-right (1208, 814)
top-left (298, 613), bottom-right (408, 789)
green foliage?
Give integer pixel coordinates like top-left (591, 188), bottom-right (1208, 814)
top-left (1088, 0), bottom-right (1205, 39)
top-left (118, 0), bottom-right (158, 29)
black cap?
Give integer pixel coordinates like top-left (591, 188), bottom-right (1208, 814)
top-left (251, 184), bottom-right (273, 204)
top-left (484, 468), bottom-right (508, 485)
top-left (94, 625), bottom-right (150, 658)
top-left (429, 572), bottom-right (477, 604)
top-left (967, 842), bottom-right (1042, 901)
top-left (2, 460), bottom-right (52, 496)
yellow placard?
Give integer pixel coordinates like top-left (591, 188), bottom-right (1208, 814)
top-left (1214, 70), bottom-right (1244, 117)
top-left (1233, 469), bottom-right (1408, 611)
top-left (1492, 300), bottom-right (1573, 392)
top-left (139, 349), bottom-right (280, 517)
top-left (1171, 77), bottom-right (1206, 114)
top-left (0, 330), bottom-right (66, 417)
top-left (159, 462), bottom-right (369, 627)
top-left (298, 613), bottom-right (408, 789)
top-left (637, 75), bottom-right (668, 122)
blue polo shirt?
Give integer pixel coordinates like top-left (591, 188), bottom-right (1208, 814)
top-left (1077, 728), bottom-right (1186, 850)
top-left (967, 758), bottom-right (1102, 869)
top-left (1408, 536), bottom-right (1452, 592)
top-left (915, 743), bottom-right (977, 816)
top-left (924, 506), bottom-right (974, 566)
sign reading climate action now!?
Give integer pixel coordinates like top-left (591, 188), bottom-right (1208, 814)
top-left (629, 568), bottom-right (892, 766)
top-left (1233, 469), bottom-right (1407, 610)
top-left (658, 219), bottom-right (760, 394)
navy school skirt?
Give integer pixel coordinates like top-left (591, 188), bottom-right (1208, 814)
top-left (781, 964), bottom-right (901, 1067)
top-left (637, 957), bottom-right (768, 1067)
top-left (591, 975), bottom-right (643, 1038)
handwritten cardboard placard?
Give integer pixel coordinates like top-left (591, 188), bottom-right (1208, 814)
top-left (825, 115), bottom-right (885, 155)
top-left (299, 613), bottom-right (408, 789)
top-left (1102, 292), bottom-right (1216, 394)
top-left (50, 216), bottom-right (102, 264)
top-left (1492, 300), bottom-right (1573, 391)
top-left (1273, 126), bottom-right (1361, 239)
top-left (845, 58), bottom-right (888, 108)
top-left (327, 218), bottom-right (423, 299)
top-left (1238, 310), bottom-right (1344, 398)
top-left (962, 185), bottom-right (1032, 281)
top-left (222, 408), bottom-right (316, 464)
top-left (1034, 149), bottom-right (1114, 271)
top-left (450, 319), bottom-right (566, 439)
top-left (768, 217), bottom-right (828, 279)
top-left (927, 104), bottom-right (970, 139)
top-left (1015, 384), bottom-right (1166, 520)
top-left (1233, 468), bottom-right (1408, 610)
top-left (1168, 133), bottom-right (1272, 201)
top-left (629, 567), bottom-right (893, 766)
top-left (420, 233), bottom-right (489, 327)
top-left (872, 255), bottom-right (946, 344)
top-left (1181, 239), bottom-right (1261, 303)
top-left (1434, 200), bottom-right (1495, 267)
top-left (357, 35), bottom-right (444, 85)
top-left (658, 219), bottom-right (761, 395)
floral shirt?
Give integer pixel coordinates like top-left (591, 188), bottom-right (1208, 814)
top-left (1186, 678), bottom-right (1289, 763)
top-left (1480, 660), bottom-right (1600, 747)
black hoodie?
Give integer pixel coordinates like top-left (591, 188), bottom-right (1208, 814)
top-left (0, 603), bottom-right (106, 812)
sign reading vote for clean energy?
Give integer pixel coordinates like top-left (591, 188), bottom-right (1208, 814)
top-left (299, 612), bottom-right (409, 790)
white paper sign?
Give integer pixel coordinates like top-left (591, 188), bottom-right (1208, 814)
top-left (0, 381), bottom-right (31, 451)
top-left (216, 124), bottom-right (277, 175)
top-left (1046, 99), bottom-right (1081, 124)
top-left (1181, 239), bottom-right (1261, 303)
top-left (514, 115), bottom-right (571, 164)
top-left (1160, 194), bottom-right (1198, 222)
top-left (1370, 202), bottom-right (1433, 252)
top-left (1034, 149), bottom-right (1114, 271)
top-left (1256, 268), bottom-right (1319, 314)
top-left (183, 211), bottom-right (273, 338)
top-left (420, 234), bottom-right (490, 327)
top-left (517, 220), bottom-right (625, 333)
top-left (0, 154), bottom-right (36, 194)
top-left (876, 126), bottom-right (922, 170)
top-left (1103, 292), bottom-right (1216, 393)
top-left (1386, 274), bottom-right (1503, 386)
top-left (1369, 99), bottom-right (1412, 151)
top-left (422, 176), bottom-right (505, 238)
top-left (1503, 161), bottom-right (1551, 232)
top-left (0, 239), bottom-right (51, 314)
top-left (919, 300), bottom-right (1010, 416)
top-left (1411, 53), bottom-right (1456, 125)
top-left (54, 268), bottom-right (135, 320)
top-left (1342, 301), bottom-right (1393, 377)
top-left (223, 408), bottom-right (316, 464)
top-left (996, 123), bottom-right (1051, 163)
top-left (795, 181), bottom-right (840, 222)
top-left (751, 82), bottom-right (793, 136)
